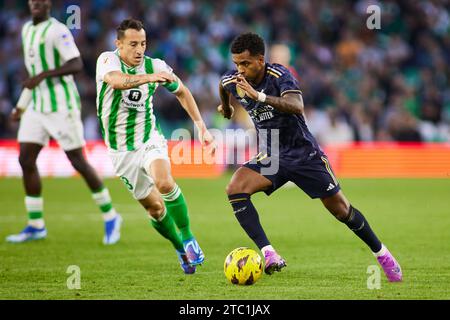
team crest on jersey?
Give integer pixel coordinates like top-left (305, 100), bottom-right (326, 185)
top-left (236, 86), bottom-right (246, 98)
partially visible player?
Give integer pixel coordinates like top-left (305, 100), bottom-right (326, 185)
top-left (7, 0), bottom-right (122, 245)
top-left (96, 18), bottom-right (216, 274)
top-left (269, 43), bottom-right (300, 80)
top-left (218, 33), bottom-right (402, 282)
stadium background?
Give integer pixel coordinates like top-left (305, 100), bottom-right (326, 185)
top-left (0, 0), bottom-right (449, 178)
top-left (0, 0), bottom-right (449, 300)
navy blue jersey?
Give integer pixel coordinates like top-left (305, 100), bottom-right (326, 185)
top-left (221, 63), bottom-right (323, 162)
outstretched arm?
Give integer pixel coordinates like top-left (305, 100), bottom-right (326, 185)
top-left (103, 71), bottom-right (175, 90)
top-left (174, 82), bottom-right (216, 155)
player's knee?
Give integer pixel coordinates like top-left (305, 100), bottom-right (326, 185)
top-left (67, 154), bottom-right (89, 173)
top-left (155, 177), bottom-right (175, 195)
top-left (146, 200), bottom-right (165, 220)
top-left (326, 201), bottom-right (350, 222)
top-left (19, 153), bottom-right (36, 171)
top-left (226, 181), bottom-right (241, 196)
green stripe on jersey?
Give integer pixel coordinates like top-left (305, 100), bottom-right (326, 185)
top-left (125, 108), bottom-right (138, 150)
top-left (108, 89), bottom-right (122, 150)
top-left (29, 28), bottom-right (38, 111)
top-left (144, 57), bottom-right (155, 143)
top-left (125, 67), bottom-right (137, 150)
top-left (97, 82), bottom-right (108, 139)
top-left (39, 20), bottom-right (58, 112)
top-left (31, 65), bottom-right (37, 109)
top-left (53, 48), bottom-right (72, 110)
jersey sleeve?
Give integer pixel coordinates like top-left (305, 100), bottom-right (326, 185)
top-left (52, 23), bottom-right (80, 62)
top-left (96, 52), bottom-right (122, 82)
top-left (152, 59), bottom-right (181, 93)
top-left (276, 68), bottom-right (302, 97)
top-left (220, 71), bottom-right (238, 93)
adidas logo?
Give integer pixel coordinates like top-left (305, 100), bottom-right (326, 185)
top-left (326, 183), bottom-right (335, 191)
top-left (234, 206), bottom-right (247, 214)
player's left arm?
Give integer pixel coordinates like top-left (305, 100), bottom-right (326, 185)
top-left (234, 74), bottom-right (304, 115)
top-left (23, 24), bottom-right (83, 90)
top-left (173, 80), bottom-right (217, 156)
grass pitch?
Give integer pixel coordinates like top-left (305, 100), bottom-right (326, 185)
top-left (0, 176), bottom-right (449, 299)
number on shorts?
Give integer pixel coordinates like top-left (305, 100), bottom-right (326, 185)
top-left (120, 176), bottom-right (134, 191)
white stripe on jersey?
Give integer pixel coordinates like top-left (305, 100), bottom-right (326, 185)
top-left (21, 17), bottom-right (81, 113)
top-left (267, 66), bottom-right (283, 76)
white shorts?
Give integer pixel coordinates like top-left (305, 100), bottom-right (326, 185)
top-left (108, 131), bottom-right (170, 200)
top-left (18, 109), bottom-right (85, 151)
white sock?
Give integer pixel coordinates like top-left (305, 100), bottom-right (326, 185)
top-left (374, 244), bottom-right (387, 257)
top-left (261, 245), bottom-right (275, 255)
top-left (92, 188), bottom-right (117, 221)
top-left (161, 185), bottom-right (181, 202)
top-left (25, 196), bottom-right (44, 228)
top-left (102, 211), bottom-right (118, 222)
top-left (28, 218), bottom-right (45, 229)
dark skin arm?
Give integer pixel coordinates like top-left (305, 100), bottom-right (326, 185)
top-left (23, 56), bottom-right (83, 89)
top-left (12, 57), bottom-right (84, 120)
top-left (264, 93), bottom-right (304, 115)
top-left (233, 74), bottom-right (304, 115)
top-left (217, 82), bottom-right (234, 119)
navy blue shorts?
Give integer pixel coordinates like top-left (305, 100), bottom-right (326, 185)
top-left (243, 152), bottom-right (340, 199)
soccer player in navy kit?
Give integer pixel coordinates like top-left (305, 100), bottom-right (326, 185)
top-left (218, 33), bottom-right (402, 282)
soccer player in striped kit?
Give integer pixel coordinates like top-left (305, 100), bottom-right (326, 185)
top-left (7, 0), bottom-right (121, 245)
top-left (96, 18), bottom-right (216, 274)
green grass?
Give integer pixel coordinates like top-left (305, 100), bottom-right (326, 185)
top-left (0, 176), bottom-right (449, 299)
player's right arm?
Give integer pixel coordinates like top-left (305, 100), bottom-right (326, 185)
top-left (96, 52), bottom-right (174, 90)
top-left (217, 82), bottom-right (234, 119)
top-left (10, 88), bottom-right (33, 121)
top-left (104, 71), bottom-right (174, 90)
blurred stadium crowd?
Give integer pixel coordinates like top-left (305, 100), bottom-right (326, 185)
top-left (0, 0), bottom-right (449, 144)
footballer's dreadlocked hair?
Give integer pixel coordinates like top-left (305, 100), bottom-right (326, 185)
top-left (230, 32), bottom-right (265, 56)
top-left (117, 18), bottom-right (144, 39)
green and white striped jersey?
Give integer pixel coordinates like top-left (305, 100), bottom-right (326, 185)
top-left (96, 50), bottom-right (180, 151)
top-left (22, 17), bottom-right (81, 113)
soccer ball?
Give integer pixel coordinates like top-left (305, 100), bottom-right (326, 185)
top-left (224, 247), bottom-right (263, 285)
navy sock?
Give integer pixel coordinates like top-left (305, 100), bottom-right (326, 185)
top-left (344, 206), bottom-right (382, 253)
top-left (228, 193), bottom-right (270, 249)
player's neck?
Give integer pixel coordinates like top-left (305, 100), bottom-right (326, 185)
top-left (121, 57), bottom-right (139, 68)
top-left (32, 15), bottom-right (50, 25)
top-left (117, 52), bottom-right (140, 68)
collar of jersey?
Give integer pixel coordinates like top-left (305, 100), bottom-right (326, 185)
top-left (114, 49), bottom-right (143, 73)
top-left (31, 16), bottom-right (52, 27)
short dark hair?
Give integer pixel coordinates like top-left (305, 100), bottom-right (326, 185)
top-left (117, 18), bottom-right (144, 39)
top-left (230, 32), bottom-right (265, 56)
